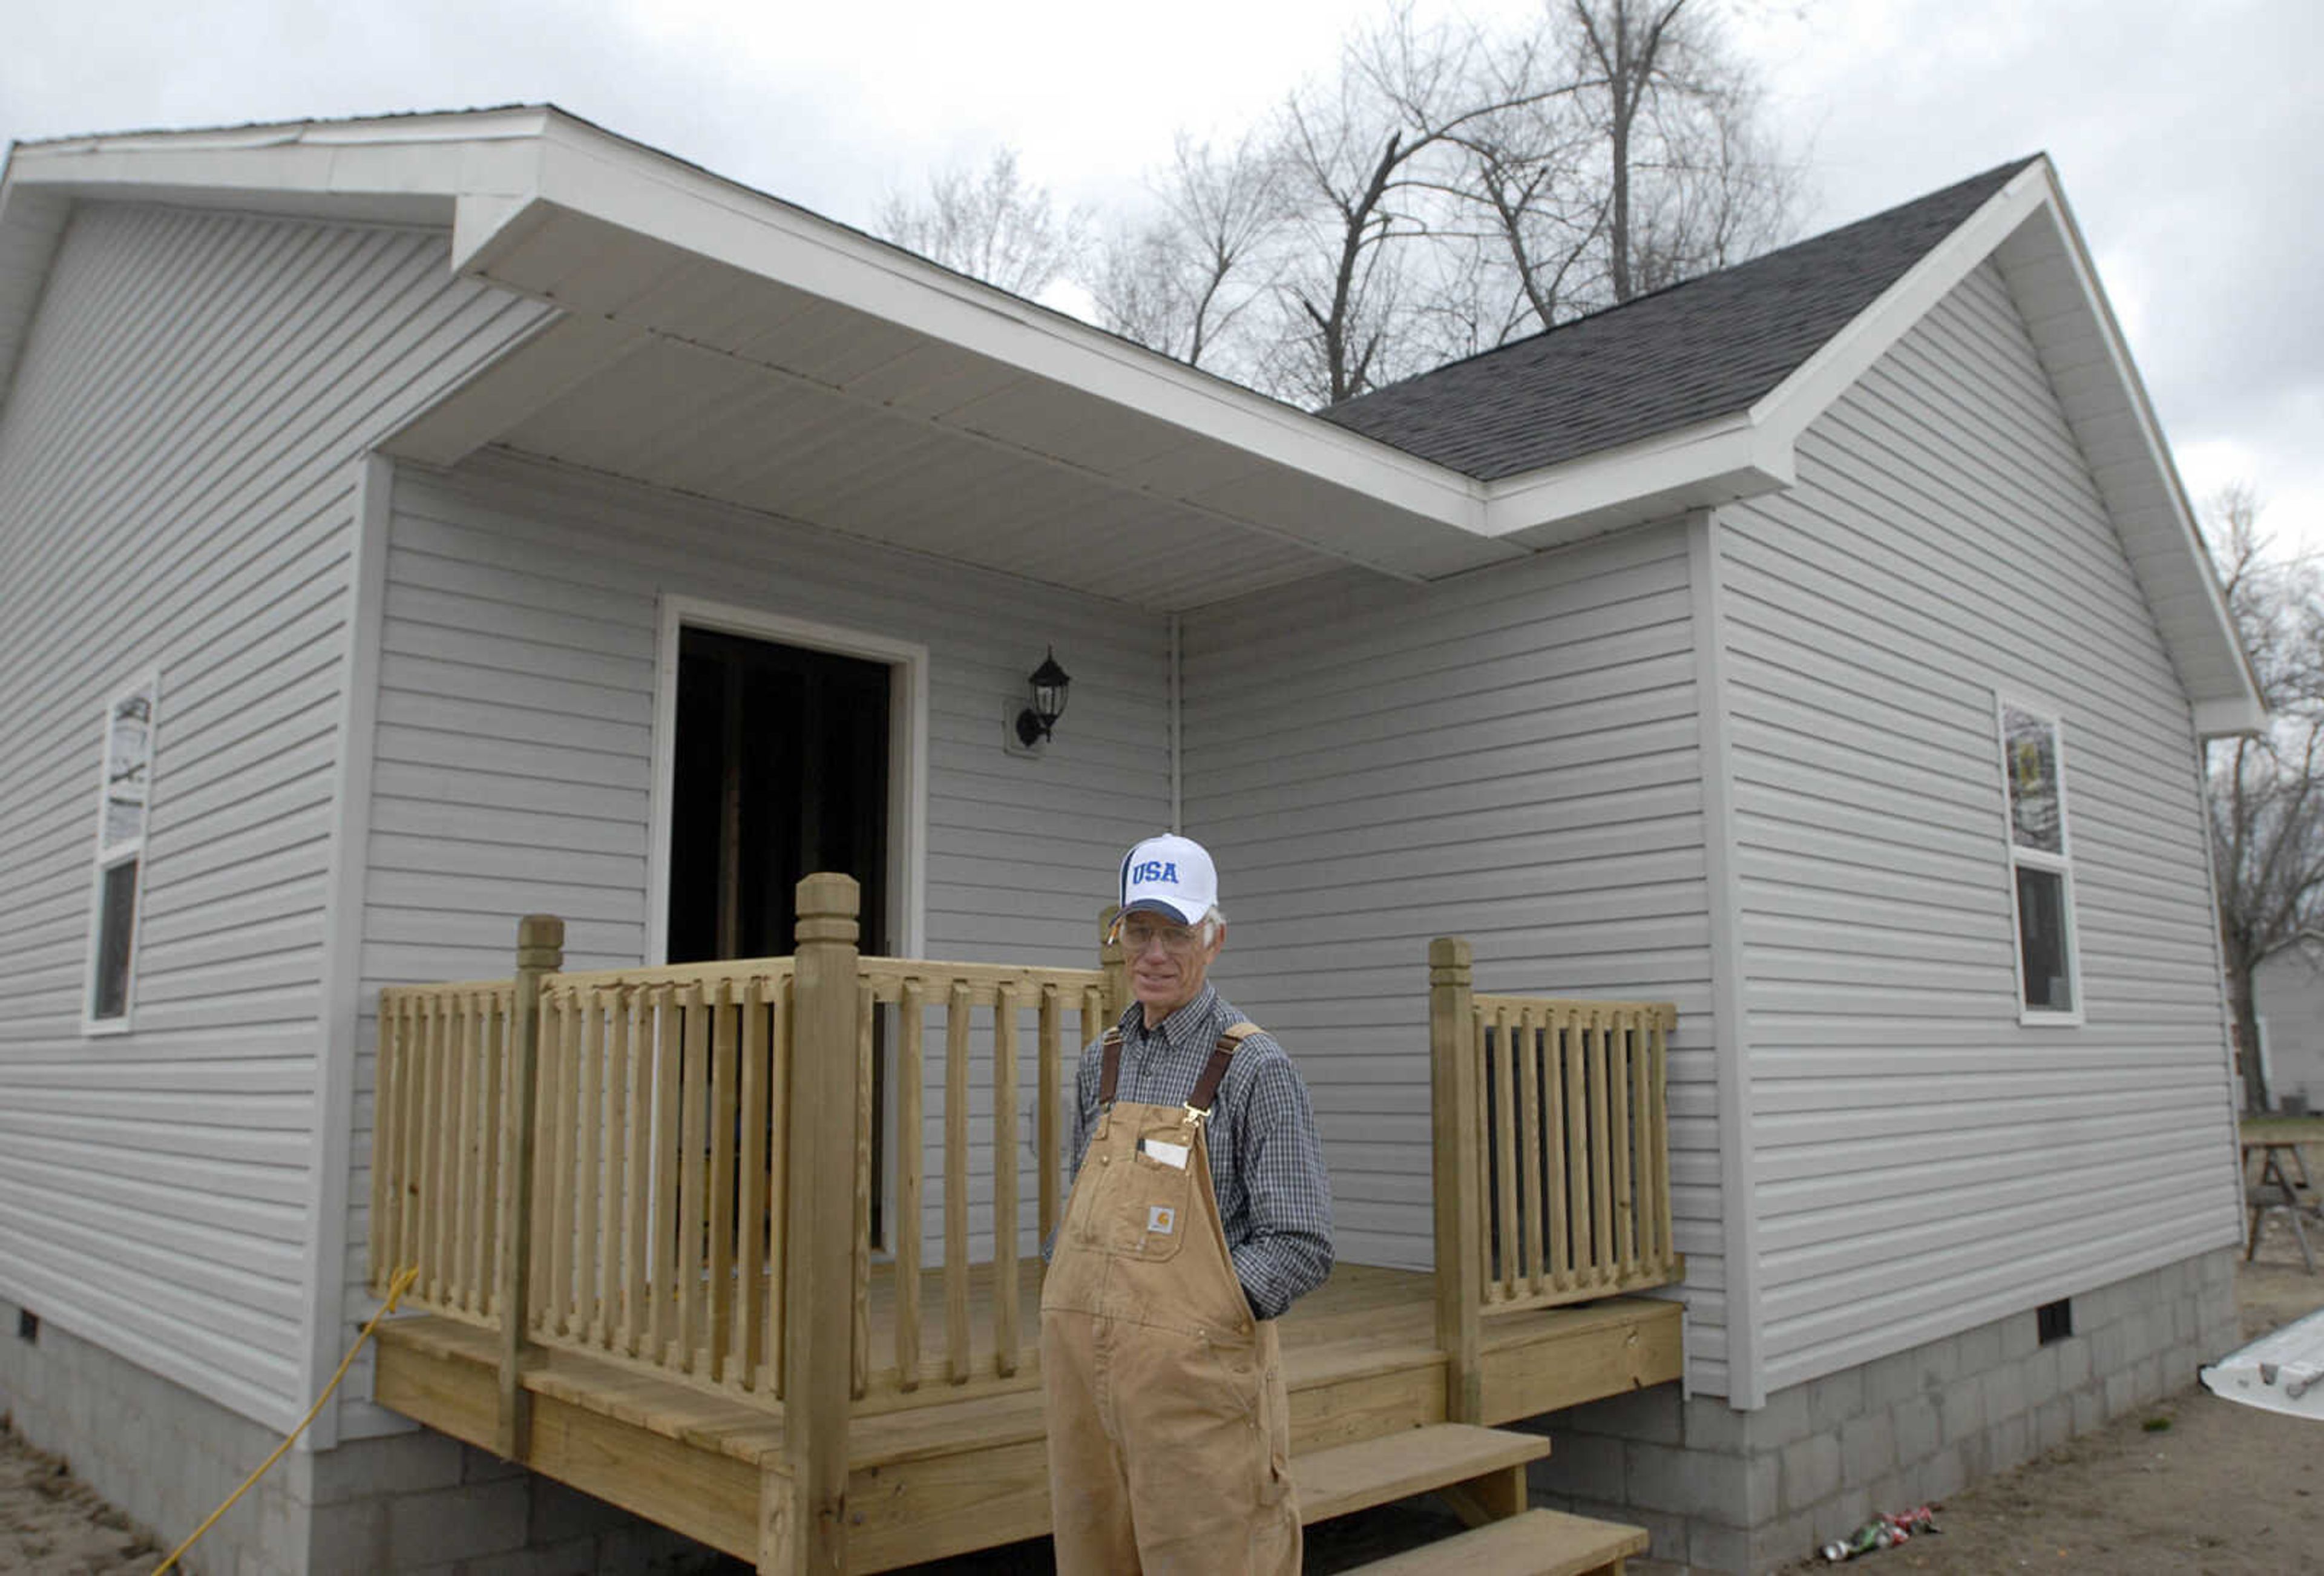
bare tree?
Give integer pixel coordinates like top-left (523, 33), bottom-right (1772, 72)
top-left (1563, 0), bottom-right (1796, 304)
top-left (1084, 131), bottom-right (1285, 371)
top-left (875, 147), bottom-right (1088, 300)
top-left (1260, 2), bottom-right (1555, 404)
top-left (2205, 485), bottom-right (2324, 1113)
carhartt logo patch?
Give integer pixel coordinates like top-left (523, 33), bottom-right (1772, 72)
top-left (1147, 1204), bottom-right (1177, 1235)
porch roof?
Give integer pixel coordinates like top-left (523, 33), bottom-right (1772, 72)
top-left (0, 107), bottom-right (2262, 729)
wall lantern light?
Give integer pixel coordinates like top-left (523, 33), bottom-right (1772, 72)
top-left (1013, 647), bottom-right (1072, 749)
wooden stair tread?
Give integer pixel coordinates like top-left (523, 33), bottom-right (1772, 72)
top-left (1351, 1507), bottom-right (1650, 1575)
top-left (1294, 1423), bottom-right (1549, 1524)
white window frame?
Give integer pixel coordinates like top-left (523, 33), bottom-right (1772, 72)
top-left (84, 672), bottom-right (160, 1036)
top-left (1994, 695), bottom-right (2083, 1026)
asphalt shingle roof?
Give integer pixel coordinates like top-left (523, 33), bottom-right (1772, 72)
top-left (1320, 157), bottom-right (2042, 481)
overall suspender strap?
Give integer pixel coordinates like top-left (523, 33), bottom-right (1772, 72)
top-left (1097, 1027), bottom-right (1126, 1106)
top-left (1186, 1022), bottom-right (1261, 1118)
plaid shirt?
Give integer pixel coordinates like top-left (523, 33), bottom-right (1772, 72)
top-left (1057, 983), bottom-right (1334, 1320)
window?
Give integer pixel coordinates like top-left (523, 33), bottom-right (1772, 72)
top-left (85, 678), bottom-right (156, 1033)
top-left (1998, 700), bottom-right (2079, 1022)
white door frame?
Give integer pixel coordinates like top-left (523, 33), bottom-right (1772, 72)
top-left (646, 594), bottom-right (928, 965)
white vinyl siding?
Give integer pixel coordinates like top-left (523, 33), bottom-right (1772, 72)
top-left (0, 200), bottom-right (551, 1429)
top-left (1178, 524), bottom-right (1727, 1391)
top-left (343, 450), bottom-right (1171, 1373)
top-left (1718, 260), bottom-right (2240, 1397)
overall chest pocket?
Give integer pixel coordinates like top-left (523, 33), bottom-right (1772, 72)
top-left (1107, 1118), bottom-right (1201, 1262)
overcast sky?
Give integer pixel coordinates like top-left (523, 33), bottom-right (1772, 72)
top-left (6, 0), bottom-right (2317, 553)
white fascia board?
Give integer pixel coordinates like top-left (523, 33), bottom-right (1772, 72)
top-left (1748, 162), bottom-right (2055, 452)
top-left (1477, 414), bottom-right (1794, 546)
top-left (2011, 172), bottom-right (2265, 724)
top-left (457, 114), bottom-right (1488, 537)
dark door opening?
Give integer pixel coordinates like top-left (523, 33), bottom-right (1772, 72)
top-left (666, 625), bottom-right (892, 1244)
top-left (666, 626), bottom-right (890, 963)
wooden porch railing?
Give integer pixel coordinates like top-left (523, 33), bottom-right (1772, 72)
top-left (1428, 937), bottom-right (1683, 1422)
top-left (368, 892), bottom-right (1682, 1566)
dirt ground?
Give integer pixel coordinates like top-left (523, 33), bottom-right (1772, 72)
top-left (1757, 1216), bottom-right (2324, 1576)
top-left (4, 1221), bottom-right (2322, 1575)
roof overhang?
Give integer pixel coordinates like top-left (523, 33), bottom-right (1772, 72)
top-left (0, 113), bottom-right (2267, 717)
top-left (1, 110), bottom-right (1526, 611)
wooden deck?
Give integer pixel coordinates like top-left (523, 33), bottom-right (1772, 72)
top-left (373, 1261), bottom-right (1683, 1571)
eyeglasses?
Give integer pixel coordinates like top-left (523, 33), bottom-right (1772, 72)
top-left (1115, 918), bottom-right (1205, 956)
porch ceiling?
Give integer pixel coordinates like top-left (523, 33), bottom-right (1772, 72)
top-left (394, 202), bottom-right (1526, 612)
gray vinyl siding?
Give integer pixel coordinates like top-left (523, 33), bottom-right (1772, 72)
top-left (1719, 260), bottom-right (2240, 1395)
top-left (1178, 525), bottom-right (1728, 1391)
top-left (0, 202), bottom-right (550, 1428)
top-left (343, 450), bottom-right (1170, 1344)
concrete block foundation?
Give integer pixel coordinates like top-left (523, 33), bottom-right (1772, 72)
top-left (0, 1296), bottom-right (723, 1574)
top-left (1525, 1246), bottom-right (2241, 1574)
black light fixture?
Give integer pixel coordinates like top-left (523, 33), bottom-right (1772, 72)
top-left (1014, 647), bottom-right (1072, 747)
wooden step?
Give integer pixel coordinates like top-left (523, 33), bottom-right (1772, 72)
top-left (1348, 1506), bottom-right (1651, 1575)
top-left (1294, 1422), bottom-right (1550, 1526)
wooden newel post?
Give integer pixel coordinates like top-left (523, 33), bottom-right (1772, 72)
top-left (769, 873), bottom-right (861, 1574)
top-left (1099, 903), bottom-right (1129, 1020)
top-left (1429, 936), bottom-right (1484, 1425)
top-left (495, 912), bottom-right (563, 1460)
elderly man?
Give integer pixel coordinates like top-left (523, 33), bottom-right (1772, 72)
top-left (1040, 833), bottom-right (1334, 1575)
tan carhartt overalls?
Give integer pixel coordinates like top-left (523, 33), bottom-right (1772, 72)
top-left (1040, 1022), bottom-right (1300, 1575)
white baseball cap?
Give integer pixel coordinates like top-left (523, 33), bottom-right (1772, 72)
top-left (1117, 833), bottom-right (1218, 927)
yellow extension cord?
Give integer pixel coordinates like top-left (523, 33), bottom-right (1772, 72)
top-left (151, 1264), bottom-right (421, 1576)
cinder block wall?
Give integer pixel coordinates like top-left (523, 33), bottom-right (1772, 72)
top-left (1525, 1246), bottom-right (2240, 1573)
top-left (0, 1296), bottom-right (721, 1573)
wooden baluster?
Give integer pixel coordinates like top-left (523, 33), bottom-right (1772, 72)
top-left (370, 997), bottom-right (398, 1294)
top-left (895, 980), bottom-right (925, 1392)
top-left (480, 993), bottom-right (505, 1319)
top-left (1427, 937), bottom-right (1483, 1426)
top-left (648, 985), bottom-right (681, 1367)
top-left (993, 980), bottom-right (1020, 1379)
top-left (945, 982), bottom-right (973, 1385)
top-left (1652, 1007), bottom-right (1676, 1277)
top-left (1491, 1001), bottom-right (1518, 1304)
top-left (494, 913), bottom-right (562, 1462)
top-left (763, 976), bottom-right (792, 1396)
top-left (677, 983), bottom-right (710, 1372)
top-left (1037, 982), bottom-right (1061, 1251)
top-left (550, 990), bottom-right (586, 1337)
top-left (734, 977), bottom-right (770, 1392)
top-left (1610, 1008), bottom-right (1637, 1285)
top-left (617, 988), bottom-right (648, 1358)
top-left (852, 980), bottom-right (875, 1400)
top-left (781, 873), bottom-right (862, 1571)
top-left (1563, 1006), bottom-right (1589, 1295)
top-left (574, 991), bottom-right (605, 1343)
top-left (1517, 1004), bottom-right (1546, 1299)
top-left (405, 996), bottom-right (429, 1302)
top-left (1587, 1010), bottom-right (1614, 1289)
top-left (468, 991), bottom-right (491, 1312)
top-left (1543, 1008), bottom-right (1571, 1296)
top-left (707, 980), bottom-right (740, 1379)
top-left (597, 991), bottom-right (629, 1347)
top-left (422, 995), bottom-right (448, 1304)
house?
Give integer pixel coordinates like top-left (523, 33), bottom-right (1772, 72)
top-left (0, 107), bottom-right (2257, 1574)
top-left (2254, 939), bottom-right (2324, 1112)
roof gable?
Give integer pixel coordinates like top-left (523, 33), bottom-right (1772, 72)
top-left (1321, 159), bottom-right (2040, 480)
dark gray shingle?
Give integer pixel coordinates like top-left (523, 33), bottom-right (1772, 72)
top-left (1321, 157), bottom-right (2042, 481)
